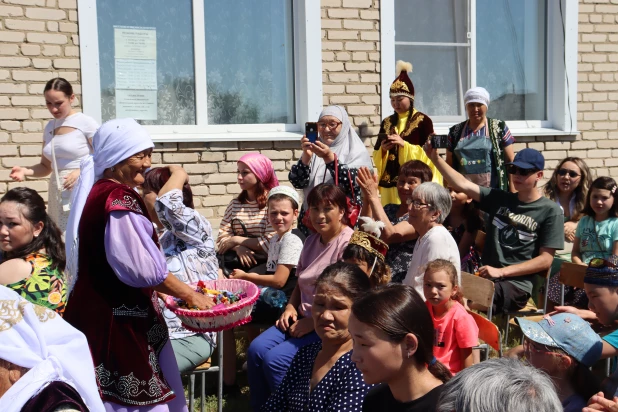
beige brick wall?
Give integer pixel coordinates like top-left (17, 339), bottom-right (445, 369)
top-left (0, 0), bottom-right (615, 231)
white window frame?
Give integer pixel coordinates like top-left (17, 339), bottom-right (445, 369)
top-left (77, 0), bottom-right (322, 142)
top-left (381, 0), bottom-right (578, 136)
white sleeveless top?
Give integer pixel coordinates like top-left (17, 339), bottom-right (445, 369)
top-left (42, 112), bottom-right (98, 170)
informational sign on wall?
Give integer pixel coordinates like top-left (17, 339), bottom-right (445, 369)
top-left (114, 26), bottom-right (158, 120)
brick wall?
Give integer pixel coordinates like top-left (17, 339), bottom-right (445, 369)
top-left (0, 0), bottom-right (614, 230)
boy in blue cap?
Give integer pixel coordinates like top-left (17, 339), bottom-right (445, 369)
top-left (425, 145), bottom-right (564, 313)
top-left (517, 313), bottom-right (602, 411)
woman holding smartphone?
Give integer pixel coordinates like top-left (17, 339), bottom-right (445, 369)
top-left (289, 105), bottom-right (372, 236)
top-left (374, 61), bottom-right (441, 206)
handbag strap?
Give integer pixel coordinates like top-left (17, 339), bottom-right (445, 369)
top-left (332, 154), bottom-right (357, 205)
top-left (231, 218), bottom-right (252, 237)
top-left (592, 219), bottom-right (605, 252)
top-left (50, 119), bottom-right (62, 189)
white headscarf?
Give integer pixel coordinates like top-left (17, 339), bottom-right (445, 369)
top-left (305, 105), bottom-right (373, 202)
top-left (65, 118), bottom-right (154, 292)
top-left (0, 286), bottom-right (105, 412)
top-left (464, 87), bottom-right (490, 108)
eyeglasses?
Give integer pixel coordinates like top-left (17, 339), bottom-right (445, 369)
top-left (406, 199), bottom-right (432, 209)
top-left (507, 164), bottom-right (538, 176)
top-left (557, 169), bottom-right (580, 178)
top-left (523, 339), bottom-right (564, 358)
top-left (317, 121), bottom-right (342, 130)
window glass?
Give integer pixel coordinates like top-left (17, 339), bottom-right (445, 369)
top-left (204, 0), bottom-right (295, 124)
top-left (97, 0), bottom-right (196, 125)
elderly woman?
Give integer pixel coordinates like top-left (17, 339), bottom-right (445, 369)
top-left (403, 182), bottom-right (461, 297)
top-left (289, 105), bottom-right (372, 236)
top-left (262, 262), bottom-right (373, 411)
top-left (142, 165), bottom-right (219, 374)
top-left (0, 285), bottom-right (104, 412)
top-left (63, 119), bottom-right (213, 411)
top-left (373, 61), bottom-right (442, 206)
top-left (446, 87), bottom-right (515, 191)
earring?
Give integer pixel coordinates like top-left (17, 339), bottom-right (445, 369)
top-left (406, 352), bottom-right (411, 359)
top-left (110, 166), bottom-right (115, 172)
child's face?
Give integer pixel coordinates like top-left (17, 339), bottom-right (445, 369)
top-left (523, 338), bottom-right (569, 376)
top-left (343, 258), bottom-right (370, 276)
top-left (423, 269), bottom-right (457, 307)
top-left (447, 185), bottom-right (470, 208)
top-left (397, 175), bottom-right (422, 206)
top-left (590, 188), bottom-right (614, 219)
top-left (585, 283), bottom-right (618, 326)
top-left (268, 198), bottom-right (298, 235)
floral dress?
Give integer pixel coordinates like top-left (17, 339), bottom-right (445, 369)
top-left (384, 204), bottom-right (416, 283)
top-left (289, 158), bottom-right (362, 237)
top-left (5, 253), bottom-right (66, 314)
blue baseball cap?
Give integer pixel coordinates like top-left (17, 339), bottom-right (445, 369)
top-left (516, 314), bottom-right (602, 367)
top-left (507, 148), bottom-right (544, 171)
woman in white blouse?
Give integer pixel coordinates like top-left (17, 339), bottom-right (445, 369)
top-left (10, 78), bottom-right (99, 233)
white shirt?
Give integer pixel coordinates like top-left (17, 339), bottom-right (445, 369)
top-left (266, 231), bottom-right (303, 272)
top-left (403, 225), bottom-right (462, 298)
top-left (42, 112), bottom-right (98, 170)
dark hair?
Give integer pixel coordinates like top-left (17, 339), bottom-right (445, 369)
top-left (44, 77), bottom-right (73, 97)
top-left (425, 259), bottom-right (461, 301)
top-left (581, 177), bottom-right (618, 218)
top-left (543, 157), bottom-right (592, 221)
top-left (314, 262), bottom-right (372, 300)
top-left (0, 188), bottom-right (65, 271)
top-left (444, 184), bottom-right (482, 242)
top-left (238, 179), bottom-right (267, 210)
top-left (342, 244), bottom-right (391, 287)
top-left (143, 167), bottom-right (194, 209)
top-left (399, 160), bottom-right (433, 183)
top-left (352, 284), bottom-right (452, 383)
top-left (306, 183), bottom-right (349, 226)
top-left (268, 193), bottom-right (299, 211)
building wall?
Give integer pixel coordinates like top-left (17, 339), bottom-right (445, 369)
top-left (0, 0), bottom-right (614, 230)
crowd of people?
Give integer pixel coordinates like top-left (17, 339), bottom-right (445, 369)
top-left (1, 67), bottom-right (618, 412)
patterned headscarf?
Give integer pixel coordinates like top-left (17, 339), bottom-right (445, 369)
top-left (238, 152), bottom-right (279, 190)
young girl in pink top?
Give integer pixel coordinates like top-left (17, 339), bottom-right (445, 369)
top-left (423, 259), bottom-right (478, 374)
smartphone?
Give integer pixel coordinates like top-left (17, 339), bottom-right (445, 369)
top-left (431, 134), bottom-right (449, 149)
top-left (305, 122), bottom-right (319, 144)
top-left (377, 133), bottom-right (388, 145)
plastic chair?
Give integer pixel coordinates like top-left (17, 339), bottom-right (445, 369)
top-left (184, 330), bottom-right (224, 412)
top-left (467, 309), bottom-right (502, 360)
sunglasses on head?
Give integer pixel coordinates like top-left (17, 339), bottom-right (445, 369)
top-left (557, 169), bottom-right (580, 178)
top-left (507, 164), bottom-right (539, 176)
top-left (590, 257), bottom-right (618, 269)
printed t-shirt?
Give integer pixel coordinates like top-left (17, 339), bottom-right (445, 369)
top-left (478, 187), bottom-right (564, 294)
top-left (575, 216), bottom-right (618, 263)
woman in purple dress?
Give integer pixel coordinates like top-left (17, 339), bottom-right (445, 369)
top-left (63, 119), bottom-right (213, 412)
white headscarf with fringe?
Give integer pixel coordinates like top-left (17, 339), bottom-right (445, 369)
top-left (65, 118), bottom-right (154, 293)
top-left (0, 286), bottom-right (105, 412)
top-left (305, 105), bottom-right (372, 203)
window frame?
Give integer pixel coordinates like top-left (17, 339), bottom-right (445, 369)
top-left (380, 0), bottom-right (578, 136)
top-left (77, 0), bottom-right (323, 142)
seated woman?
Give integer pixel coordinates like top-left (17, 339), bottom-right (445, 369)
top-left (444, 183), bottom-right (482, 260)
top-left (262, 262), bottom-right (374, 411)
top-left (404, 182), bottom-right (460, 297)
top-left (342, 216), bottom-right (391, 286)
top-left (0, 285), bottom-right (104, 412)
top-left (247, 184), bottom-right (354, 410)
top-left (357, 161), bottom-right (434, 283)
top-left (543, 157), bottom-right (592, 243)
top-left (0, 187), bottom-right (66, 314)
top-left (349, 284), bottom-right (452, 411)
top-left (142, 165), bottom-right (219, 374)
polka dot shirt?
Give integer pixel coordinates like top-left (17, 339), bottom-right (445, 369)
top-left (262, 341), bottom-right (373, 411)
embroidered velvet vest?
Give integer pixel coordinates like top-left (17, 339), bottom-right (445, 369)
top-left (63, 179), bottom-right (174, 406)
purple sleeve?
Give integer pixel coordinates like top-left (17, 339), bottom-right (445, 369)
top-left (105, 210), bottom-right (168, 288)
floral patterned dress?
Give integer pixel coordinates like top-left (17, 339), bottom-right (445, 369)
top-left (384, 204), bottom-right (417, 283)
top-left (5, 253), bottom-right (66, 314)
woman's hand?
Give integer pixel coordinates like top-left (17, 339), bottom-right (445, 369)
top-left (168, 164), bottom-right (189, 184)
top-left (564, 221), bottom-right (577, 243)
top-left (478, 265), bottom-right (504, 279)
top-left (289, 317), bottom-right (314, 338)
top-left (63, 169), bottom-right (80, 190)
top-left (585, 393), bottom-right (618, 412)
top-left (185, 291), bottom-right (215, 310)
top-left (357, 167), bottom-right (379, 201)
top-left (423, 139), bottom-right (439, 162)
top-left (300, 136), bottom-right (313, 165)
top-left (276, 304), bottom-right (298, 332)
top-left (234, 245), bottom-right (257, 268)
top-left (387, 132), bottom-right (405, 148)
top-left (9, 166), bottom-right (26, 182)
top-left (218, 236), bottom-right (244, 254)
top-left (311, 141), bottom-right (335, 164)
top-left (229, 269), bottom-right (248, 280)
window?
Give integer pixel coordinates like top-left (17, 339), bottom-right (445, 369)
top-left (381, 0), bottom-right (578, 134)
top-left (78, 0), bottom-right (322, 141)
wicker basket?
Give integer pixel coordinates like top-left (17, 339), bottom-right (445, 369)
top-left (165, 279), bottom-right (259, 333)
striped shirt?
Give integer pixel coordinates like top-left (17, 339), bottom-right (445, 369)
top-left (216, 198), bottom-right (275, 253)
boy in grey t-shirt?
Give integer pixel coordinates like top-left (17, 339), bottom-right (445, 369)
top-left (425, 146), bottom-right (564, 313)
